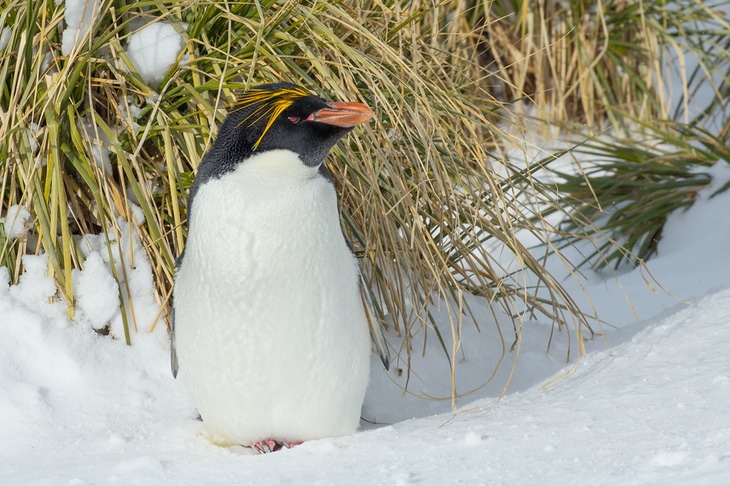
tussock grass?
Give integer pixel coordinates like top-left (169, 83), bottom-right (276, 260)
top-left (477, 0), bottom-right (668, 126)
top-left (544, 0), bottom-right (730, 270)
top-left (552, 122), bottom-right (730, 269)
top-left (477, 0), bottom-right (730, 130)
top-left (9, 0), bottom-right (716, 399)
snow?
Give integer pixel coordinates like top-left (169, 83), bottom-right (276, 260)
top-left (117, 98), bottom-right (143, 133)
top-left (72, 251), bottom-right (119, 331)
top-left (2, 11), bottom-right (730, 479)
top-left (78, 119), bottom-right (112, 175)
top-left (0, 26), bottom-right (11, 51)
top-left (73, 218), bottom-right (161, 339)
top-left (59, 0), bottom-right (101, 56)
top-left (1, 154), bottom-right (728, 483)
top-left (1, 283), bottom-right (729, 484)
top-left (126, 22), bottom-right (185, 85)
top-left (1, 205), bottom-right (32, 240)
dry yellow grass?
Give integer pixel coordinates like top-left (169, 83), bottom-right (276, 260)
top-left (8, 0), bottom-right (724, 396)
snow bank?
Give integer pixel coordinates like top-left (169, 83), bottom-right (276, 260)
top-left (0, 161), bottom-right (728, 482)
top-left (547, 160), bottom-right (730, 327)
top-left (0, 256), bottom-right (186, 478)
top-left (1, 261), bottom-right (728, 484)
top-left (126, 22), bottom-right (185, 85)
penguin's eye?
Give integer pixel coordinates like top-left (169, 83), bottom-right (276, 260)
top-left (288, 116), bottom-right (300, 124)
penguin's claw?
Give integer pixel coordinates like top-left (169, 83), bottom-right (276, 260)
top-left (251, 439), bottom-right (303, 454)
top-left (252, 439), bottom-right (279, 454)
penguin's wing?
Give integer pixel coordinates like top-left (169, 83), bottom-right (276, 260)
top-left (171, 254), bottom-right (182, 379)
top-left (359, 274), bottom-right (391, 370)
top-left (171, 306), bottom-right (179, 378)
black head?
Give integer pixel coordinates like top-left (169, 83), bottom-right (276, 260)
top-left (187, 82), bottom-right (373, 212)
top-left (203, 82), bottom-right (372, 169)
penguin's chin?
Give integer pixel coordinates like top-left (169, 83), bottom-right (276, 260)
top-left (239, 149), bottom-right (320, 178)
top-left (297, 148), bottom-right (339, 169)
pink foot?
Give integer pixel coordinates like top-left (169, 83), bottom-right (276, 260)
top-left (251, 439), bottom-right (303, 454)
top-left (252, 439), bottom-right (279, 454)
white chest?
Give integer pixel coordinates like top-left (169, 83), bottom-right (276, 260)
top-left (181, 151), bottom-right (357, 311)
top-left (173, 150), bottom-right (371, 445)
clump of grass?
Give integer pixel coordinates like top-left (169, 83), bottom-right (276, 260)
top-left (1, 0), bottom-right (604, 400)
top-left (476, 0), bottom-right (730, 130)
top-left (476, 0), bottom-right (666, 125)
top-left (544, 0), bottom-right (730, 270)
top-left (551, 122), bottom-right (729, 269)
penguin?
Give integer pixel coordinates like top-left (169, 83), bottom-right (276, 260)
top-left (171, 82), bottom-right (390, 454)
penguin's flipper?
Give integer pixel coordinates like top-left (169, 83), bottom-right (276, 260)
top-left (359, 274), bottom-right (391, 370)
top-left (171, 306), bottom-right (179, 379)
top-left (171, 255), bottom-right (184, 379)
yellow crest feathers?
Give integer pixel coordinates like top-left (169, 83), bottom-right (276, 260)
top-left (232, 85), bottom-right (311, 150)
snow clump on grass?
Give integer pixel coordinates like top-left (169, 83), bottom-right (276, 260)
top-left (126, 22), bottom-right (185, 85)
top-left (8, 254), bottom-right (68, 319)
top-left (78, 118), bottom-right (113, 175)
top-left (73, 252), bottom-right (120, 331)
top-left (59, 0), bottom-right (102, 56)
top-left (76, 218), bottom-right (161, 339)
top-left (0, 26), bottom-right (11, 51)
top-left (1, 205), bottom-right (32, 240)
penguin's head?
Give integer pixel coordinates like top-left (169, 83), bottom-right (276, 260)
top-left (212, 82), bottom-right (374, 169)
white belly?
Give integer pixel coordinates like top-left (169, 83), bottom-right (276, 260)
top-left (174, 150), bottom-right (371, 445)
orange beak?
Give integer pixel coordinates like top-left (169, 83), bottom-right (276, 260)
top-left (310, 101), bottom-right (374, 128)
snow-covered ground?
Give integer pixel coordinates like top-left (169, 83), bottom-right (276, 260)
top-left (1, 2), bottom-right (729, 481)
top-left (1, 156), bottom-right (729, 485)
